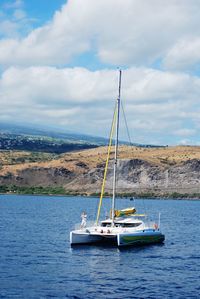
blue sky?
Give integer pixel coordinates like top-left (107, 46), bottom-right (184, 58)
top-left (24, 0), bottom-right (66, 21)
top-left (1, 0), bottom-right (200, 145)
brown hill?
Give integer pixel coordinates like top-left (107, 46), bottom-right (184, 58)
top-left (1, 146), bottom-right (200, 197)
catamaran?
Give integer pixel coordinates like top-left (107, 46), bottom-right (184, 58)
top-left (70, 70), bottom-right (165, 247)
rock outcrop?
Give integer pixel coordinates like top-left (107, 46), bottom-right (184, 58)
top-left (1, 149), bottom-right (200, 197)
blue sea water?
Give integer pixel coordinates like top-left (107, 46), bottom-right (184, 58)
top-left (0, 194), bottom-right (199, 299)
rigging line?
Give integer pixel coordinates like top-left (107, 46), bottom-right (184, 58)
top-left (121, 101), bottom-right (132, 146)
top-left (96, 103), bottom-right (117, 225)
top-left (121, 99), bottom-right (148, 216)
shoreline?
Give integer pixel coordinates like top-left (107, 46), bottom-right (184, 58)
top-left (1, 190), bottom-right (200, 200)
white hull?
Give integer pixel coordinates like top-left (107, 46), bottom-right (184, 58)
top-left (70, 227), bottom-right (164, 247)
top-left (70, 230), bottom-right (104, 245)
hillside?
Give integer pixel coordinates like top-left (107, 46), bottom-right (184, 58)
top-left (1, 145), bottom-right (200, 198)
top-left (0, 133), bottom-right (100, 153)
top-left (0, 122), bottom-right (109, 152)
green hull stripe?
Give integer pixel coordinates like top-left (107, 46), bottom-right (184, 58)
top-left (120, 234), bottom-right (164, 245)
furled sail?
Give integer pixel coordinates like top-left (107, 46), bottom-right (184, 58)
top-left (114, 207), bottom-right (136, 217)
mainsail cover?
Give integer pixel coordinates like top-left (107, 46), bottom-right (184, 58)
top-left (114, 207), bottom-right (136, 217)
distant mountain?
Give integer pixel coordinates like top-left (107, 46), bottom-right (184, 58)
top-left (0, 122), bottom-right (108, 146)
top-left (0, 122), bottom-right (110, 153)
top-left (0, 122), bottom-right (164, 153)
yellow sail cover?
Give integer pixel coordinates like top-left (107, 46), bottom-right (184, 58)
top-left (114, 207), bottom-right (136, 217)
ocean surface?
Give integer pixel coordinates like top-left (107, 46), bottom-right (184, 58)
top-left (0, 195), bottom-right (199, 299)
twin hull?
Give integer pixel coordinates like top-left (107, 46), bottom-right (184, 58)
top-left (70, 229), bottom-right (165, 247)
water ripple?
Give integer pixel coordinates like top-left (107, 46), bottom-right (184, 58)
top-left (0, 195), bottom-right (200, 298)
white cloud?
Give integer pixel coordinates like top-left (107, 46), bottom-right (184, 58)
top-left (13, 9), bottom-right (26, 21)
top-left (0, 19), bottom-right (19, 37)
top-left (178, 139), bottom-right (191, 145)
top-left (1, 66), bottom-right (198, 105)
top-left (0, 0), bottom-right (36, 39)
top-left (174, 128), bottom-right (196, 137)
top-left (122, 68), bottom-right (198, 103)
top-left (3, 0), bottom-right (23, 10)
top-left (0, 0), bottom-right (200, 68)
top-left (0, 66), bottom-right (117, 104)
top-left (163, 37), bottom-right (200, 71)
top-left (1, 66), bottom-right (200, 144)
top-left (1, 1), bottom-right (200, 144)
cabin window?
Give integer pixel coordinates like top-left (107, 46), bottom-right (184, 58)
top-left (120, 223), bottom-right (141, 228)
top-left (101, 223), bottom-right (111, 227)
top-left (101, 222), bottom-right (141, 228)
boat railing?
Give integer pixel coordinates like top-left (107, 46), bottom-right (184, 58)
top-left (147, 221), bottom-right (156, 229)
top-left (74, 221), bottom-right (96, 230)
top-left (138, 221), bottom-right (159, 230)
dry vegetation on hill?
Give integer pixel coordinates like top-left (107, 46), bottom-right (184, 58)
top-left (0, 146), bottom-right (200, 198)
top-left (1, 145), bottom-right (200, 168)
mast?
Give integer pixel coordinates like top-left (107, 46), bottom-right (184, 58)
top-left (111, 69), bottom-right (122, 226)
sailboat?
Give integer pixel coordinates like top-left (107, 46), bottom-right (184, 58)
top-left (70, 70), bottom-right (165, 247)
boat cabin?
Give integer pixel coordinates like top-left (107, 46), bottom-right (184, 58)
top-left (101, 218), bottom-right (143, 228)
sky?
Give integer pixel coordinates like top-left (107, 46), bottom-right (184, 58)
top-left (1, 0), bottom-right (200, 145)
